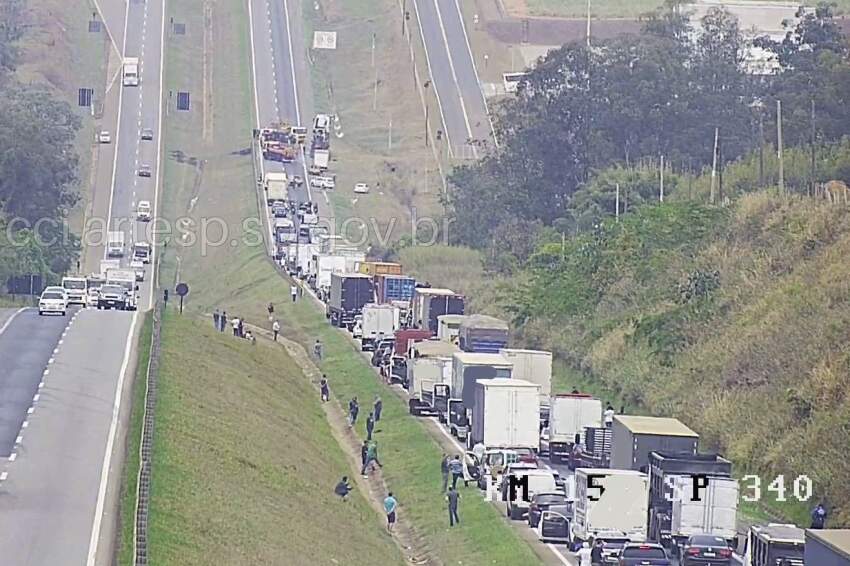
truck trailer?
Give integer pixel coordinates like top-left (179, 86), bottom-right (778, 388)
top-left (407, 355), bottom-right (454, 417)
top-left (610, 415), bottom-right (699, 472)
top-left (412, 288), bottom-right (465, 333)
top-left (743, 524), bottom-right (805, 566)
top-left (458, 315), bottom-right (509, 353)
top-left (264, 171), bottom-right (289, 203)
top-left (327, 273), bottom-right (373, 328)
top-left (437, 314), bottom-right (468, 343)
top-left (647, 452), bottom-right (738, 552)
top-left (499, 349), bottom-right (552, 404)
top-left (572, 468), bottom-right (649, 544)
top-left (357, 261), bottom-right (402, 276)
top-left (451, 352), bottom-right (513, 408)
top-left (360, 303), bottom-right (399, 350)
top-left (804, 529), bottom-right (850, 566)
top-left (548, 394), bottom-right (602, 464)
top-left (374, 274), bottom-right (416, 304)
top-left (471, 378), bottom-right (540, 451)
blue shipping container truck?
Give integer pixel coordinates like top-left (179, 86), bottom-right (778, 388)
top-left (458, 315), bottom-right (509, 354)
top-left (376, 275), bottom-right (416, 303)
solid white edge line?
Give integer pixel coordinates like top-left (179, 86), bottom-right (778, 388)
top-left (0, 308), bottom-right (26, 336)
top-left (104, 0), bottom-right (132, 255)
top-left (85, 311), bottom-right (138, 566)
top-left (147, 0), bottom-right (166, 307)
top-left (411, 0), bottom-right (454, 156)
top-left (450, 0), bottom-right (498, 148)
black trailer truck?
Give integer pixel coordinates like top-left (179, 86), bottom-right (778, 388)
top-left (805, 529), bottom-right (850, 566)
top-left (744, 524), bottom-right (805, 566)
top-left (327, 273), bottom-right (373, 328)
top-left (610, 415), bottom-right (699, 472)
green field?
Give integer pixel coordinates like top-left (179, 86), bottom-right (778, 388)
top-left (522, 0), bottom-right (850, 18)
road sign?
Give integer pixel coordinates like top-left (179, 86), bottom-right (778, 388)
top-left (313, 31), bottom-right (337, 50)
top-left (175, 283), bottom-right (189, 314)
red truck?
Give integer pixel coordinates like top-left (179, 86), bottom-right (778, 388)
top-left (394, 328), bottom-right (433, 356)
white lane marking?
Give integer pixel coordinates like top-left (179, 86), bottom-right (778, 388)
top-left (15, 436), bottom-right (22, 445)
top-left (103, 0), bottom-right (132, 242)
top-left (86, 311), bottom-right (139, 566)
top-left (32, 394), bottom-right (39, 403)
top-left (8, 454), bottom-right (16, 462)
top-left (0, 308), bottom-right (26, 337)
top-left (26, 408), bottom-right (34, 415)
top-left (58, 340), bottom-right (63, 345)
top-left (450, 0), bottom-right (497, 147)
top-left (22, 421), bottom-right (28, 428)
top-left (432, 0), bottom-right (475, 154)
top-left (53, 348), bottom-right (59, 354)
top-left (147, 0), bottom-right (166, 305)
top-left (411, 0), bottom-right (453, 156)
top-left (47, 358), bottom-right (54, 365)
top-left (42, 369), bottom-right (49, 376)
top-left (0, 471), bottom-right (7, 481)
top-left (38, 382), bottom-right (43, 389)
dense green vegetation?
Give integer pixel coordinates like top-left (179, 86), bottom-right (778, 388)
top-left (0, 0), bottom-right (82, 287)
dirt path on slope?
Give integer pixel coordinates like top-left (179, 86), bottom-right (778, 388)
top-left (246, 322), bottom-right (440, 566)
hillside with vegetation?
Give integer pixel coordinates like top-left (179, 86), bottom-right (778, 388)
top-left (422, 2), bottom-right (850, 524)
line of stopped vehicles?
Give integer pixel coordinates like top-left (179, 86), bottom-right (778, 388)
top-left (279, 253), bottom-right (849, 565)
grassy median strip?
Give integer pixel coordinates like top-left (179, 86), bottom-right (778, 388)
top-left (117, 311), bottom-right (153, 565)
top-left (148, 309), bottom-right (403, 564)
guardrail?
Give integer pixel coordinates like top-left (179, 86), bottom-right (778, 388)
top-left (132, 298), bottom-right (163, 565)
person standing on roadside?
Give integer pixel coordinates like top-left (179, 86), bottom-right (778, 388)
top-left (449, 455), bottom-right (464, 490)
top-left (576, 541), bottom-right (592, 566)
top-left (267, 302), bottom-right (274, 321)
top-left (441, 453), bottom-right (449, 493)
top-left (604, 403), bottom-right (615, 427)
top-left (272, 320), bottom-right (280, 342)
top-left (365, 412), bottom-right (375, 441)
top-left (360, 440), bottom-right (369, 473)
top-left (373, 395), bottom-right (383, 423)
top-left (291, 284), bottom-right (298, 303)
top-left (320, 375), bottom-right (330, 402)
top-left (383, 492), bottom-right (397, 534)
top-left (348, 397), bottom-right (359, 427)
top-left (213, 308), bottom-right (220, 329)
top-left (231, 316), bottom-right (240, 337)
top-left (220, 311), bottom-right (227, 332)
top-left (313, 339), bottom-right (323, 360)
top-left (446, 486), bottom-right (460, 527)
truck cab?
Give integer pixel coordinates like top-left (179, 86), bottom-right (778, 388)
top-left (448, 399), bottom-right (469, 442)
top-left (106, 231), bottom-right (125, 257)
top-left (123, 57), bottom-right (140, 86)
top-left (61, 276), bottom-right (88, 305)
top-left (133, 241), bottom-right (152, 264)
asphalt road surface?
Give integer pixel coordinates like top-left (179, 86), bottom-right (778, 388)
top-left (0, 309), bottom-right (135, 566)
top-left (413, 0), bottom-right (494, 159)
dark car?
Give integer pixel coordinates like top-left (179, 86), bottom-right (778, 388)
top-left (538, 506), bottom-right (570, 543)
top-left (527, 492), bottom-right (568, 528)
top-left (681, 534), bottom-right (733, 566)
top-left (141, 127), bottom-right (154, 140)
top-left (618, 543), bottom-right (671, 566)
top-left (596, 534), bottom-right (631, 565)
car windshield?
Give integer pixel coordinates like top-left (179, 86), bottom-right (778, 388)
top-left (101, 285), bottom-right (124, 294)
top-left (690, 535), bottom-right (728, 546)
top-left (622, 547), bottom-right (666, 558)
top-left (63, 280), bottom-right (86, 289)
top-left (536, 494), bottom-right (566, 505)
top-left (601, 538), bottom-right (630, 548)
top-left (42, 292), bottom-right (64, 300)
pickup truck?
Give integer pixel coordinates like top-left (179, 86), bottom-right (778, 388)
top-left (617, 543), bottom-right (671, 565)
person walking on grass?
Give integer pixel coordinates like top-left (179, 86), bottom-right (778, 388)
top-left (313, 339), bottom-right (323, 360)
top-left (348, 397), bottom-right (359, 427)
top-left (291, 284), bottom-right (298, 303)
top-left (383, 492), bottom-right (397, 534)
top-left (441, 453), bottom-right (449, 493)
top-left (360, 440), bottom-right (369, 474)
top-left (220, 311), bottom-right (227, 332)
top-left (446, 486), bottom-right (461, 527)
top-left (213, 308), bottom-right (220, 330)
top-left (373, 395), bottom-right (383, 423)
top-left (449, 455), bottom-right (464, 490)
top-left (334, 476), bottom-right (352, 502)
top-left (272, 320), bottom-right (280, 342)
top-left (320, 375), bottom-right (330, 402)
top-left (267, 302), bottom-right (274, 321)
top-left (365, 412), bottom-right (375, 441)
top-left (238, 318), bottom-right (245, 338)
top-left (361, 439), bottom-right (383, 477)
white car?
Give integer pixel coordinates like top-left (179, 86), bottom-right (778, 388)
top-left (43, 286), bottom-right (68, 299)
top-left (86, 287), bottom-right (100, 308)
top-left (130, 260), bottom-right (145, 282)
top-left (321, 176), bottom-right (335, 190)
top-left (39, 289), bottom-right (67, 316)
top-left (310, 177), bottom-right (324, 189)
top-left (354, 182), bottom-right (370, 194)
top-left (97, 130), bottom-right (111, 144)
top-left (137, 200), bottom-right (152, 221)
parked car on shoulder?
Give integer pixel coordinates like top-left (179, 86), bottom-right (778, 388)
top-left (354, 182), bottom-right (369, 194)
top-left (97, 130), bottom-right (111, 143)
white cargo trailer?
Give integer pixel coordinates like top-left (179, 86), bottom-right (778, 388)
top-left (451, 352), bottom-right (513, 408)
top-left (573, 468), bottom-right (649, 543)
top-left (499, 349), bottom-right (553, 404)
top-left (471, 378), bottom-right (540, 451)
top-left (671, 475), bottom-right (739, 544)
top-left (548, 393), bottom-right (602, 463)
top-left (360, 303), bottom-right (399, 349)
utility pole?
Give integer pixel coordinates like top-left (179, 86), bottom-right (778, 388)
top-left (659, 154), bottom-right (665, 202)
top-left (586, 0), bottom-right (591, 48)
top-left (718, 135), bottom-right (724, 204)
top-left (759, 109), bottom-right (765, 188)
top-left (777, 100), bottom-right (785, 194)
top-left (710, 127), bottom-right (719, 204)
top-left (810, 98), bottom-right (816, 196)
top-left (371, 32), bottom-right (376, 68)
top-left (615, 183), bottom-right (620, 222)
top-left (425, 104), bottom-right (429, 147)
top-left (401, 0), bottom-right (406, 36)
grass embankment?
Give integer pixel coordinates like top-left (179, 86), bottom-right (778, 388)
top-left (509, 0), bottom-right (850, 18)
top-left (117, 311), bottom-right (153, 565)
top-left (304, 0), bottom-right (444, 240)
top-left (147, 309), bottom-right (403, 564)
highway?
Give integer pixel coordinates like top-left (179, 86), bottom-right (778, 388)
top-left (412, 0), bottom-right (494, 159)
top-left (0, 0), bottom-right (166, 561)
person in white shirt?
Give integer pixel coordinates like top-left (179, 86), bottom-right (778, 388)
top-left (604, 403), bottom-right (615, 427)
top-left (231, 316), bottom-right (240, 337)
top-left (576, 541), bottom-right (592, 566)
top-left (272, 320), bottom-right (280, 341)
top-left (290, 285), bottom-right (297, 302)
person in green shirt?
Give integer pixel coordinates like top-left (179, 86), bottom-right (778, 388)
top-left (361, 439), bottom-right (383, 477)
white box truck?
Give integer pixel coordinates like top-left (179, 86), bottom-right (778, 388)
top-left (548, 393), bottom-right (602, 463)
top-left (471, 378), bottom-right (540, 451)
top-left (499, 349), bottom-right (553, 404)
top-left (123, 57), bottom-right (139, 86)
top-left (573, 468), bottom-right (649, 543)
top-left (437, 314), bottom-right (468, 343)
top-left (360, 303), bottom-right (399, 350)
top-left (61, 276), bottom-right (88, 305)
top-left (99, 259), bottom-right (120, 277)
top-left (264, 171), bottom-right (289, 203)
top-left (106, 231), bottom-right (125, 257)
top-left (671, 475), bottom-right (739, 547)
top-left (451, 352), bottom-right (513, 408)
top-left (408, 356), bottom-right (453, 417)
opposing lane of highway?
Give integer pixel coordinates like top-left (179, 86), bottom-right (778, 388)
top-left (0, 310), bottom-right (135, 566)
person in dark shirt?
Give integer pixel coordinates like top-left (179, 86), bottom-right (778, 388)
top-left (446, 486), bottom-right (461, 526)
top-left (334, 476), bottom-right (351, 502)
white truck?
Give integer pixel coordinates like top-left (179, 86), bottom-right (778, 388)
top-left (670, 475), bottom-right (739, 549)
top-left (123, 57), bottom-right (140, 86)
top-left (313, 149), bottom-right (330, 171)
top-left (99, 259), bottom-right (120, 277)
top-left (407, 355), bottom-right (453, 417)
top-left (499, 349), bottom-right (553, 406)
top-left (105, 269), bottom-right (138, 310)
top-left (471, 378), bottom-right (540, 451)
top-left (133, 241), bottom-right (151, 264)
top-left (437, 314), bottom-right (468, 343)
top-left (61, 276), bottom-right (88, 305)
top-left (264, 171), bottom-right (289, 204)
top-left (106, 231), bottom-right (125, 257)
top-left (360, 303), bottom-right (399, 350)
top-left (573, 468), bottom-right (649, 543)
top-left (548, 393), bottom-right (602, 463)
